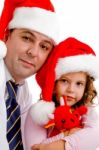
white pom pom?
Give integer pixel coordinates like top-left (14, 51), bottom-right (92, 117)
top-left (30, 100), bottom-right (55, 126)
top-left (0, 40), bottom-right (7, 59)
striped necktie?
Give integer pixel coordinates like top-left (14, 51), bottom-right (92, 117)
top-left (6, 81), bottom-right (23, 150)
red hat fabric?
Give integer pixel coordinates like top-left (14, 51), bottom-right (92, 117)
top-left (36, 37), bottom-right (99, 101)
top-left (30, 37), bottom-right (99, 126)
top-left (0, 0), bottom-right (59, 59)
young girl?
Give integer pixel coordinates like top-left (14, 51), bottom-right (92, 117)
top-left (27, 37), bottom-right (99, 150)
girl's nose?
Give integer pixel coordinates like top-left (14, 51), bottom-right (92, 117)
top-left (67, 84), bottom-right (75, 93)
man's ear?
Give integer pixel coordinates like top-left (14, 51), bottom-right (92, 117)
top-left (4, 29), bottom-right (11, 42)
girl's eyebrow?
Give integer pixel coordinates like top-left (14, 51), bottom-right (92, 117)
top-left (60, 76), bottom-right (69, 79)
top-left (77, 80), bottom-right (86, 84)
top-left (59, 76), bottom-right (69, 81)
top-left (60, 76), bottom-right (86, 82)
top-left (77, 79), bottom-right (86, 82)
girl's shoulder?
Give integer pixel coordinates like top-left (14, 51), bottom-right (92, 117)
top-left (82, 105), bottom-right (99, 124)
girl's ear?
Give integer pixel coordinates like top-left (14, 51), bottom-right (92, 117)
top-left (53, 89), bottom-right (56, 94)
top-left (53, 80), bottom-right (58, 94)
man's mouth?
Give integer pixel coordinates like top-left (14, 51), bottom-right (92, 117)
top-left (19, 58), bottom-right (35, 68)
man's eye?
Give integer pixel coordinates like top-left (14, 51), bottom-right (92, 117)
top-left (40, 42), bottom-right (53, 51)
top-left (40, 44), bottom-right (48, 51)
top-left (22, 36), bottom-right (32, 42)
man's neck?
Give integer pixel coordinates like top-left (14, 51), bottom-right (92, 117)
top-left (4, 63), bottom-right (25, 85)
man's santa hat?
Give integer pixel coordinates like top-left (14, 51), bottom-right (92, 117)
top-left (30, 37), bottom-right (99, 126)
top-left (0, 0), bottom-right (59, 59)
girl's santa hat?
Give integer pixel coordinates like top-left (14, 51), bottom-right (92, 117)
top-left (30, 37), bottom-right (99, 126)
top-left (0, 0), bottom-right (59, 59)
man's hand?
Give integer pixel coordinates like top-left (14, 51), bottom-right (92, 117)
top-left (31, 140), bottom-right (65, 150)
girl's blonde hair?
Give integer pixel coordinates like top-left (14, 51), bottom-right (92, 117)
top-left (73, 74), bottom-right (97, 108)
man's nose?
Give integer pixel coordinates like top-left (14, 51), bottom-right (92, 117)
top-left (27, 45), bottom-right (39, 57)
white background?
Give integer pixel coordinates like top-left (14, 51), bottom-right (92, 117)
top-left (0, 0), bottom-right (99, 98)
top-left (1, 0), bottom-right (98, 102)
top-left (0, 1), bottom-right (99, 149)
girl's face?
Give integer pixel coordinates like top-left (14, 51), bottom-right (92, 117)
top-left (54, 72), bottom-right (87, 106)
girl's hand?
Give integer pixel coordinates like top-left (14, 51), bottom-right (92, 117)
top-left (31, 143), bottom-right (46, 150)
top-left (64, 127), bottom-right (81, 136)
top-left (31, 140), bottom-right (65, 150)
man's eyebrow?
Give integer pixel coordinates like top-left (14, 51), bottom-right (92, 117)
top-left (43, 40), bottom-right (54, 45)
top-left (21, 30), bottom-right (36, 38)
top-left (20, 30), bottom-right (54, 45)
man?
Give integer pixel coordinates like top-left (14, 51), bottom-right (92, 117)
top-left (0, 0), bottom-right (60, 149)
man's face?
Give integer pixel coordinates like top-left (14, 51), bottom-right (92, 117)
top-left (4, 29), bottom-right (54, 83)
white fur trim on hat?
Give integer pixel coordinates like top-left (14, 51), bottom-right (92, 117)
top-left (30, 100), bottom-right (55, 126)
top-left (8, 7), bottom-right (59, 44)
top-left (55, 54), bottom-right (99, 79)
top-left (0, 40), bottom-right (7, 59)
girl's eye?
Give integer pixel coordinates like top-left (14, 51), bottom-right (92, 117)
top-left (59, 79), bottom-right (68, 83)
top-left (76, 82), bottom-right (84, 86)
